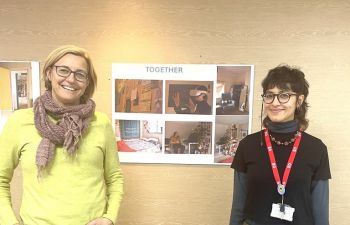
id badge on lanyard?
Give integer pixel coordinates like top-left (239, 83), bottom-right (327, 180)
top-left (264, 129), bottom-right (302, 221)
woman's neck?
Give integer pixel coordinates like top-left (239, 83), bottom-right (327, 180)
top-left (267, 120), bottom-right (298, 133)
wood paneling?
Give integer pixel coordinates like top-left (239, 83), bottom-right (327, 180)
top-left (2, 0), bottom-right (350, 224)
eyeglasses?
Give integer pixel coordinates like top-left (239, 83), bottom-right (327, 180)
top-left (53, 65), bottom-right (88, 82)
top-left (261, 93), bottom-right (297, 104)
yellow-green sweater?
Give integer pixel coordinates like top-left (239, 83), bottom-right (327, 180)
top-left (0, 108), bottom-right (123, 225)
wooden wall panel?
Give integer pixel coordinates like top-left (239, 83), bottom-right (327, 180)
top-left (2, 0), bottom-right (350, 224)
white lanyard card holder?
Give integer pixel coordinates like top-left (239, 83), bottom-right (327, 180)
top-left (270, 203), bottom-right (295, 221)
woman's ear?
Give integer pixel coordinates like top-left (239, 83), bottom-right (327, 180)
top-left (46, 69), bottom-right (52, 81)
top-left (297, 94), bottom-right (305, 108)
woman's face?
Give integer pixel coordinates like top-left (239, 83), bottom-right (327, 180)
top-left (47, 54), bottom-right (89, 106)
top-left (195, 93), bottom-right (206, 102)
top-left (264, 86), bottom-right (304, 123)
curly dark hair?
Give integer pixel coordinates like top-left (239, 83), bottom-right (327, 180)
top-left (261, 64), bottom-right (310, 130)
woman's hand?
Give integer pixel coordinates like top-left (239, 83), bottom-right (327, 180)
top-left (86, 217), bottom-right (113, 225)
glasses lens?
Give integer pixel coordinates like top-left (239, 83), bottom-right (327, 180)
top-left (56, 66), bottom-right (71, 77)
top-left (55, 66), bottom-right (88, 82)
top-left (74, 71), bottom-right (88, 81)
top-left (263, 93), bottom-right (274, 103)
top-left (278, 93), bottom-right (290, 103)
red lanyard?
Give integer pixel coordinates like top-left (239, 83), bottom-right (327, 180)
top-left (264, 129), bottom-right (302, 195)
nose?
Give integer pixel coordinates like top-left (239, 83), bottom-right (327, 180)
top-left (65, 72), bottom-right (76, 82)
top-left (271, 95), bottom-right (280, 105)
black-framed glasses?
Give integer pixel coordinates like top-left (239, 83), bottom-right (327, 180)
top-left (53, 65), bottom-right (88, 82)
top-left (261, 93), bottom-right (297, 104)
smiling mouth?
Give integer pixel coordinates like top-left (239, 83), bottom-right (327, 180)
top-left (62, 85), bottom-right (77, 91)
top-left (270, 109), bottom-right (283, 113)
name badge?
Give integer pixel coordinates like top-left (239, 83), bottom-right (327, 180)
top-left (270, 203), bottom-right (295, 221)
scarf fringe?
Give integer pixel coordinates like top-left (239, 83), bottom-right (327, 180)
top-left (34, 91), bottom-right (95, 177)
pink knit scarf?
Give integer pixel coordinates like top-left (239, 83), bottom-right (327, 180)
top-left (33, 91), bottom-right (95, 172)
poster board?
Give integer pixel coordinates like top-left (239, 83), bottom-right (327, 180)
top-left (112, 64), bottom-right (254, 164)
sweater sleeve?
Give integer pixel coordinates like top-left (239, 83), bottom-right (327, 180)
top-left (101, 116), bottom-right (124, 224)
top-left (313, 143), bottom-right (331, 180)
top-left (0, 113), bottom-right (21, 225)
top-left (311, 180), bottom-right (330, 225)
top-left (229, 171), bottom-right (247, 225)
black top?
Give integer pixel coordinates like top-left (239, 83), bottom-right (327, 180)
top-left (231, 130), bottom-right (331, 225)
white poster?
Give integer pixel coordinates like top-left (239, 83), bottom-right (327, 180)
top-left (112, 64), bottom-right (254, 165)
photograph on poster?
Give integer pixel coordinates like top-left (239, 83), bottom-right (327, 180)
top-left (214, 65), bottom-right (252, 164)
top-left (165, 121), bottom-right (212, 154)
top-left (216, 66), bottom-right (251, 115)
top-left (214, 116), bottom-right (249, 164)
top-left (165, 80), bottom-right (213, 115)
top-left (115, 79), bottom-right (163, 113)
top-left (115, 119), bottom-right (163, 153)
top-left (112, 63), bottom-right (253, 164)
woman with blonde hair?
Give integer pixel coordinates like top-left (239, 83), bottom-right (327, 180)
top-left (0, 45), bottom-right (123, 225)
top-left (170, 131), bottom-right (185, 154)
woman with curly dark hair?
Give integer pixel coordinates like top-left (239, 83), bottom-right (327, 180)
top-left (229, 65), bottom-right (331, 225)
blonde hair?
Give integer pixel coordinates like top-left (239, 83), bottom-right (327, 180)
top-left (43, 45), bottom-right (97, 102)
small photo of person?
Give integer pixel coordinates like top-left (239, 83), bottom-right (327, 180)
top-left (165, 80), bottom-right (213, 115)
top-left (115, 79), bottom-right (163, 113)
top-left (169, 131), bottom-right (185, 154)
top-left (216, 66), bottom-right (251, 115)
top-left (165, 121), bottom-right (212, 154)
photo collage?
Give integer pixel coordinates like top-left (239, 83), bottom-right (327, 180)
top-left (112, 64), bottom-right (253, 164)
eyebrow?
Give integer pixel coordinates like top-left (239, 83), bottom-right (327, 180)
top-left (265, 89), bottom-right (292, 94)
top-left (56, 65), bottom-right (87, 73)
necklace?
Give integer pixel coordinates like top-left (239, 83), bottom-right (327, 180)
top-left (269, 132), bottom-right (298, 146)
